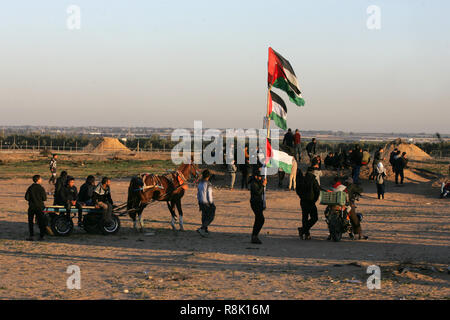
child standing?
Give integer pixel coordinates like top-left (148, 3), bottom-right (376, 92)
top-left (197, 170), bottom-right (216, 237)
top-left (375, 162), bottom-right (387, 199)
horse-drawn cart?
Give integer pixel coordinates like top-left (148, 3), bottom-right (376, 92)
top-left (43, 205), bottom-right (121, 236)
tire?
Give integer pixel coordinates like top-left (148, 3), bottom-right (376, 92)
top-left (51, 215), bottom-right (74, 236)
top-left (100, 215), bottom-right (121, 235)
top-left (328, 214), bottom-right (342, 242)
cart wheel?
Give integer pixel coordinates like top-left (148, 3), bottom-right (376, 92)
top-left (51, 215), bottom-right (74, 236)
top-left (100, 216), bottom-right (120, 235)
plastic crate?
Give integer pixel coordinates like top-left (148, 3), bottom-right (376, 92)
top-left (320, 191), bottom-right (346, 206)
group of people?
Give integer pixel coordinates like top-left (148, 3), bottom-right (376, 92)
top-left (389, 148), bottom-right (409, 185)
top-left (24, 154), bottom-right (115, 241)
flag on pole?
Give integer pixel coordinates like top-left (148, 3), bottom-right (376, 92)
top-left (265, 139), bottom-right (294, 174)
top-left (268, 47), bottom-right (305, 106)
top-left (268, 90), bottom-right (287, 130)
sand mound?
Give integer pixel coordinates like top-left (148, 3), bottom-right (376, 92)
top-left (383, 139), bottom-right (432, 161)
top-left (84, 137), bottom-right (130, 153)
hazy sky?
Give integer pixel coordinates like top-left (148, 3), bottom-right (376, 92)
top-left (0, 0), bottom-right (449, 133)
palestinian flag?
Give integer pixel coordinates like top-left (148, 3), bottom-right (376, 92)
top-left (268, 47), bottom-right (305, 106)
top-left (265, 139), bottom-right (294, 174)
top-left (268, 90), bottom-right (287, 130)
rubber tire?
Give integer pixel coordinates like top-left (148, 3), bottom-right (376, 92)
top-left (328, 215), bottom-right (342, 242)
top-left (51, 215), bottom-right (74, 236)
top-left (99, 215), bottom-right (121, 235)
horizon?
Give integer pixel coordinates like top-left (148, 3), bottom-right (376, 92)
top-left (1, 1), bottom-right (449, 132)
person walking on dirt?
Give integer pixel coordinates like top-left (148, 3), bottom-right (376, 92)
top-left (25, 175), bottom-right (52, 241)
top-left (375, 162), bottom-right (387, 199)
top-left (61, 176), bottom-right (83, 227)
top-left (92, 177), bottom-right (114, 227)
top-left (48, 154), bottom-right (58, 185)
top-left (394, 152), bottom-right (408, 185)
top-left (249, 168), bottom-right (267, 244)
top-left (294, 129), bottom-right (302, 162)
top-left (196, 169), bottom-right (216, 237)
top-left (296, 162), bottom-right (321, 240)
top-left (306, 138), bottom-right (317, 163)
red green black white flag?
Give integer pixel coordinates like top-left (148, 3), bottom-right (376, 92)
top-left (268, 90), bottom-right (287, 130)
top-left (268, 47), bottom-right (305, 106)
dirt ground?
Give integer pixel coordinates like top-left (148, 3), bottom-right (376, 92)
top-left (0, 165), bottom-right (449, 300)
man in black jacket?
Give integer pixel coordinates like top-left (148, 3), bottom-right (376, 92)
top-left (282, 128), bottom-right (295, 148)
top-left (92, 177), bottom-right (114, 226)
top-left (53, 171), bottom-right (68, 205)
top-left (296, 162), bottom-right (321, 240)
top-left (249, 169), bottom-right (267, 244)
top-left (25, 175), bottom-right (51, 241)
top-left (394, 152), bottom-right (408, 185)
top-left (351, 145), bottom-right (363, 184)
top-left (61, 176), bottom-right (83, 227)
top-left (78, 175), bottom-right (96, 206)
top-left (305, 138), bottom-right (317, 163)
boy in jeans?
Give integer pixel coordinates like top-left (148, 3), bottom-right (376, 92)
top-left (197, 169), bottom-right (216, 237)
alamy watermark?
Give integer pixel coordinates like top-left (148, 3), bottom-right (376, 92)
top-left (367, 5), bottom-right (381, 30)
top-left (170, 121), bottom-right (280, 175)
top-left (66, 265), bottom-right (81, 289)
top-left (67, 5), bottom-right (81, 30)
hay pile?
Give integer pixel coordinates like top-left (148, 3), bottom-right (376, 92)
top-left (383, 139), bottom-right (432, 161)
top-left (84, 137), bottom-right (130, 153)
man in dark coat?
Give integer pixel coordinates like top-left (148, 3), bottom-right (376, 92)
top-left (53, 171), bottom-right (68, 205)
top-left (305, 138), bottom-right (317, 163)
top-left (92, 177), bottom-right (114, 226)
top-left (394, 152), bottom-right (408, 185)
top-left (60, 176), bottom-right (83, 226)
top-left (296, 161), bottom-right (321, 240)
top-left (78, 175), bottom-right (96, 206)
top-left (249, 169), bottom-right (267, 244)
top-left (25, 175), bottom-right (51, 241)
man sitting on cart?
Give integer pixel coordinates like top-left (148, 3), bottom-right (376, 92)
top-left (59, 176), bottom-right (83, 227)
top-left (92, 177), bottom-right (114, 227)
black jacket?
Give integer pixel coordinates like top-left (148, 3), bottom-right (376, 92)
top-left (60, 185), bottom-right (78, 205)
top-left (53, 176), bottom-right (67, 205)
top-left (351, 150), bottom-right (363, 166)
top-left (25, 183), bottom-right (47, 210)
top-left (297, 167), bottom-right (320, 203)
top-left (249, 178), bottom-right (265, 204)
top-left (92, 184), bottom-right (113, 205)
top-left (283, 132), bottom-right (295, 147)
top-left (78, 183), bottom-right (94, 203)
top-left (306, 142), bottom-right (316, 155)
top-left (394, 157), bottom-right (408, 171)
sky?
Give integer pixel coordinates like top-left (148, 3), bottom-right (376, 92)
top-left (0, 0), bottom-right (449, 133)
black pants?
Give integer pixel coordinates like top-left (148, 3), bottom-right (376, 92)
top-left (28, 207), bottom-right (47, 237)
top-left (199, 203), bottom-right (216, 230)
top-left (66, 202), bottom-right (83, 222)
top-left (250, 201), bottom-right (265, 237)
top-left (241, 169), bottom-right (249, 189)
top-left (395, 169), bottom-right (404, 184)
top-left (376, 183), bottom-right (385, 199)
top-left (300, 200), bottom-right (318, 235)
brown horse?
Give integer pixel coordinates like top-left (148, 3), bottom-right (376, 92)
top-left (127, 162), bottom-right (199, 232)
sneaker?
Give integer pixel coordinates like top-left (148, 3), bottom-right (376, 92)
top-left (304, 234), bottom-right (312, 240)
top-left (297, 227), bottom-right (304, 240)
top-left (197, 228), bottom-right (207, 238)
top-left (251, 236), bottom-right (262, 244)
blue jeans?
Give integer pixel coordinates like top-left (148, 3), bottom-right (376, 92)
top-left (353, 165), bottom-right (361, 184)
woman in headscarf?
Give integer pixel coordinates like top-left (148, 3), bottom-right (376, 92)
top-left (375, 162), bottom-right (387, 200)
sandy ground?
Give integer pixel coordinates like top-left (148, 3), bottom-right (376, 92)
top-left (0, 169), bottom-right (449, 300)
